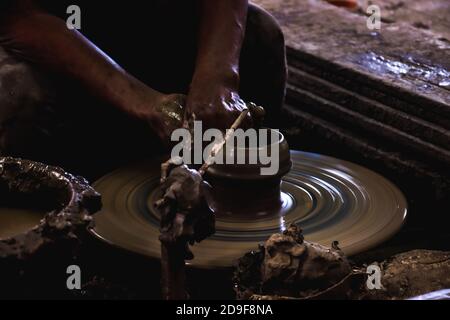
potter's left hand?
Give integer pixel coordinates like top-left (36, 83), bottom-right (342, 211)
top-left (186, 78), bottom-right (252, 130)
top-left (141, 93), bottom-right (186, 144)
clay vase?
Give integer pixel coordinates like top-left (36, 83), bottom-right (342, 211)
top-left (205, 129), bottom-right (292, 217)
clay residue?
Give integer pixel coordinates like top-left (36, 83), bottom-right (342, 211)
top-left (0, 157), bottom-right (101, 259)
top-left (234, 224), bottom-right (353, 299)
top-left (156, 164), bottom-right (215, 260)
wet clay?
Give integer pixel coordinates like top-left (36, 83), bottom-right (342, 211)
top-left (233, 225), bottom-right (356, 300)
top-left (0, 157), bottom-right (101, 298)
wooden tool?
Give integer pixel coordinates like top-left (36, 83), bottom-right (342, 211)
top-left (157, 108), bottom-right (251, 300)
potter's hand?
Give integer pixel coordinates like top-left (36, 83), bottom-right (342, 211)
top-left (134, 93), bottom-right (186, 144)
top-left (189, 0), bottom-right (249, 129)
top-left (186, 80), bottom-right (252, 130)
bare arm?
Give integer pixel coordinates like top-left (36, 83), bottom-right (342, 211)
top-left (186, 0), bottom-right (251, 129)
top-left (0, 1), bottom-right (183, 141)
top-left (194, 0), bottom-right (248, 91)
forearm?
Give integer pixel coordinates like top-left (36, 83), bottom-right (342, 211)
top-left (0, 5), bottom-right (159, 119)
top-left (193, 0), bottom-right (248, 89)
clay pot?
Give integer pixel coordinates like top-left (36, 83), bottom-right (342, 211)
top-left (205, 130), bottom-right (292, 217)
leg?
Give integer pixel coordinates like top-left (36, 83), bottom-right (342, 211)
top-left (239, 4), bottom-right (288, 128)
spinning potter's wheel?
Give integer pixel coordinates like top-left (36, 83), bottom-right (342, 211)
top-left (91, 151), bottom-right (407, 269)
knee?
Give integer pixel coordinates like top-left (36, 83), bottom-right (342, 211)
top-left (243, 3), bottom-right (287, 90)
top-left (246, 4), bottom-right (286, 62)
top-left (239, 5), bottom-right (287, 126)
top-left (0, 46), bottom-right (55, 157)
top-left (0, 47), bottom-right (44, 109)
